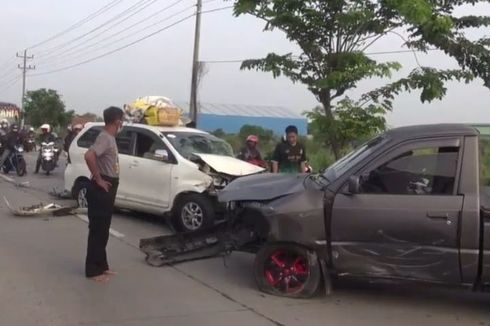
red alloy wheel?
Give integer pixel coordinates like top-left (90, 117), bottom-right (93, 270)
top-left (263, 250), bottom-right (310, 294)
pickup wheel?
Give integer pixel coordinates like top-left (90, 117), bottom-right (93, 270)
top-left (173, 194), bottom-right (215, 232)
top-left (73, 179), bottom-right (90, 209)
top-left (254, 243), bottom-right (321, 298)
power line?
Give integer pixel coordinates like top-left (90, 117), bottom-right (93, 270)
top-left (37, 0), bottom-right (165, 64)
top-left (367, 48), bottom-right (439, 55)
top-left (0, 56), bottom-right (17, 71)
top-left (201, 49), bottom-right (441, 64)
top-left (27, 0), bottom-right (126, 50)
top-left (0, 66), bottom-right (18, 81)
top-left (36, 0), bottom-right (158, 58)
top-left (201, 5), bottom-right (233, 14)
top-left (31, 13), bottom-right (196, 77)
top-left (0, 75), bottom-right (21, 95)
top-left (38, 0), bottom-right (191, 68)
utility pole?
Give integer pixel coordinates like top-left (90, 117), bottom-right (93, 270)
top-left (189, 0), bottom-right (202, 126)
top-left (17, 49), bottom-right (35, 127)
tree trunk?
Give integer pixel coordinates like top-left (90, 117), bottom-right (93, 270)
top-left (319, 91), bottom-right (342, 160)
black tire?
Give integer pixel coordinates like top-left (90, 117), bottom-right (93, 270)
top-left (2, 165), bottom-right (9, 174)
top-left (173, 193), bottom-right (215, 232)
top-left (73, 179), bottom-right (90, 208)
top-left (254, 243), bottom-right (322, 298)
top-left (16, 157), bottom-right (26, 176)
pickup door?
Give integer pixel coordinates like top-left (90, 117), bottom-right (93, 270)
top-left (331, 138), bottom-right (464, 284)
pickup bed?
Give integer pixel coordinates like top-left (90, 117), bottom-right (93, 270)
top-left (141, 124), bottom-right (490, 298)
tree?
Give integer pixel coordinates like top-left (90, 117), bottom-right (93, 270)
top-left (234, 0), bottom-right (490, 159)
top-left (238, 124), bottom-right (275, 144)
top-left (76, 112), bottom-right (104, 123)
top-left (24, 89), bottom-right (74, 128)
top-left (211, 128), bottom-right (227, 138)
top-left (307, 99), bottom-right (386, 154)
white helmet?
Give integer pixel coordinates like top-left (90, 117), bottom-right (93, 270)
top-left (40, 123), bottom-right (51, 132)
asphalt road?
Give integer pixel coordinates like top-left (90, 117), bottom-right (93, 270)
top-left (1, 152), bottom-right (490, 326)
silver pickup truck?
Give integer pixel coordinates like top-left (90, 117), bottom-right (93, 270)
top-left (141, 124), bottom-right (490, 298)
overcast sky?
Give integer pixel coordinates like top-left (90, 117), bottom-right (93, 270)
top-left (0, 0), bottom-right (488, 127)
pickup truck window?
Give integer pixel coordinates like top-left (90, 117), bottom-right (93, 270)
top-left (325, 136), bottom-right (386, 181)
top-left (480, 136), bottom-right (490, 196)
top-left (361, 146), bottom-right (459, 195)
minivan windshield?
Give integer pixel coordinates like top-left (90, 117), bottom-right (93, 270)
top-left (324, 136), bottom-right (387, 181)
top-left (162, 132), bottom-right (234, 159)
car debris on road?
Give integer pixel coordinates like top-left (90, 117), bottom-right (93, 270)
top-left (3, 197), bottom-right (81, 217)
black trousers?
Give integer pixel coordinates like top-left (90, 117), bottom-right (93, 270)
top-left (85, 175), bottom-right (119, 278)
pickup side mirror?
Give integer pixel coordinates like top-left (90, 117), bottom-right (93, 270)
top-left (348, 175), bottom-right (361, 194)
top-left (154, 149), bottom-right (170, 162)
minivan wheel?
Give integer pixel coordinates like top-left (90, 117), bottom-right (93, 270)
top-left (173, 194), bottom-right (215, 232)
top-left (73, 180), bottom-right (90, 208)
top-left (254, 243), bottom-right (322, 298)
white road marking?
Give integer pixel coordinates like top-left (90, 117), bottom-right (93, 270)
top-left (0, 174), bottom-right (16, 184)
top-left (75, 214), bottom-right (125, 238)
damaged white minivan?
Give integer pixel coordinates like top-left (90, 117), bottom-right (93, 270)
top-left (65, 122), bottom-right (264, 232)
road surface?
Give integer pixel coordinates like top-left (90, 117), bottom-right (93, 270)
top-left (0, 152), bottom-right (489, 326)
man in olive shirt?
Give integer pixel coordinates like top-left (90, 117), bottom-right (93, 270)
top-left (84, 107), bottom-right (124, 282)
top-left (272, 125), bottom-right (306, 174)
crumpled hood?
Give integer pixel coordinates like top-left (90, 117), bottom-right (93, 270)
top-left (194, 153), bottom-right (265, 177)
top-left (218, 173), bottom-right (307, 202)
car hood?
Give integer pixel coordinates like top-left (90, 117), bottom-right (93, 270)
top-left (218, 173), bottom-right (307, 202)
top-left (194, 153), bottom-right (265, 177)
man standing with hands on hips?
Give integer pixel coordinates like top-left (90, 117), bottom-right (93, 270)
top-left (84, 106), bottom-right (124, 282)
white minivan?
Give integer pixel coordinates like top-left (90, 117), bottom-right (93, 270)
top-left (65, 123), bottom-right (264, 232)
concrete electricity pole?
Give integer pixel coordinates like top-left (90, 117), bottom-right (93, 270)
top-left (189, 0), bottom-right (202, 125)
top-left (17, 50), bottom-right (35, 127)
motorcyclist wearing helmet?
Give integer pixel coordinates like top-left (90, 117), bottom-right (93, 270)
top-left (0, 119), bottom-right (9, 144)
top-left (0, 119), bottom-right (9, 131)
top-left (64, 124), bottom-right (83, 153)
top-left (236, 135), bottom-right (266, 167)
top-left (35, 123), bottom-right (56, 173)
top-left (0, 124), bottom-right (21, 169)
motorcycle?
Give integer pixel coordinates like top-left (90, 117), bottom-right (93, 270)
top-left (40, 142), bottom-right (59, 175)
top-left (2, 144), bottom-right (27, 176)
top-left (24, 135), bottom-right (36, 152)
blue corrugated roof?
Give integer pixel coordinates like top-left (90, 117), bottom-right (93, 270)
top-left (175, 102), bottom-right (305, 119)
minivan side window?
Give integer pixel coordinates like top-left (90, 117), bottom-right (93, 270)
top-left (116, 130), bottom-right (133, 155)
top-left (135, 131), bottom-right (168, 160)
top-left (361, 146), bottom-right (459, 195)
top-left (77, 126), bottom-right (133, 155)
top-left (77, 127), bottom-right (101, 148)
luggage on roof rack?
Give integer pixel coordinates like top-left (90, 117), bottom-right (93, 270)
top-left (123, 96), bottom-right (189, 127)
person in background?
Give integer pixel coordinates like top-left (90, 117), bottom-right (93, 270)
top-left (272, 125), bottom-right (306, 173)
top-left (84, 107), bottom-right (124, 283)
top-left (35, 124), bottom-right (56, 174)
top-left (236, 135), bottom-right (265, 167)
top-left (0, 119), bottom-right (9, 139)
top-left (0, 124), bottom-right (21, 168)
top-left (64, 124), bottom-right (83, 153)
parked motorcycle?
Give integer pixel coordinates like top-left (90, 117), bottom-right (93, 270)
top-left (40, 142), bottom-right (59, 175)
top-left (2, 144), bottom-right (27, 176)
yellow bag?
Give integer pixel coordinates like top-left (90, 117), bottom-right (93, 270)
top-left (145, 106), bottom-right (181, 126)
